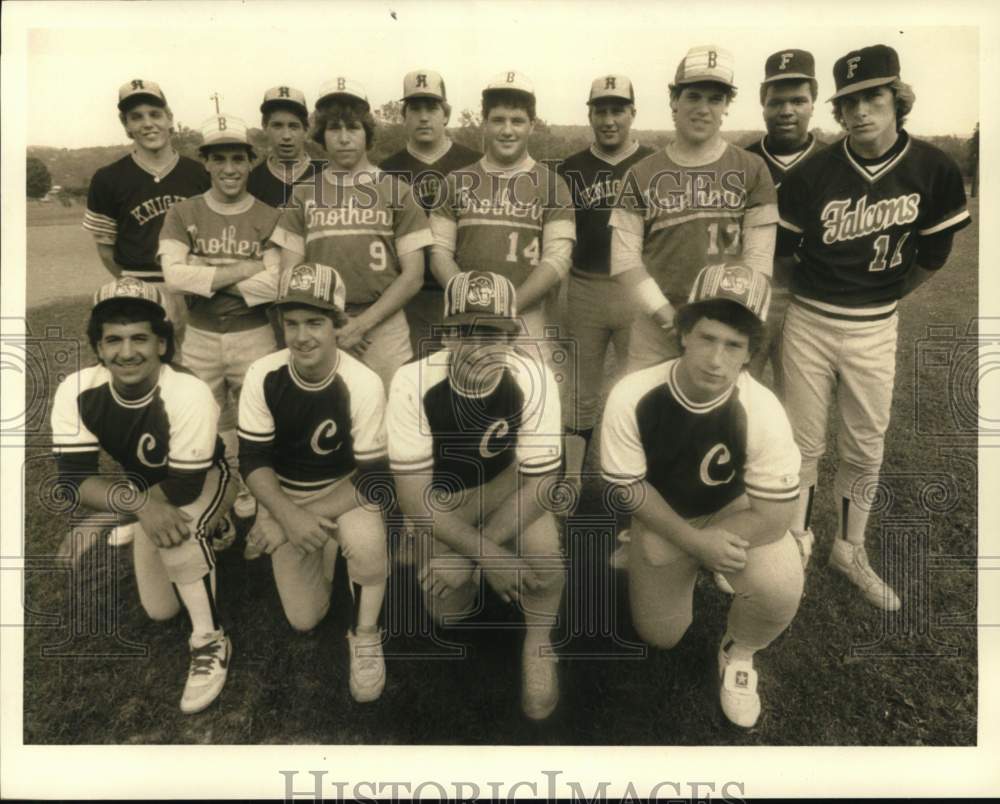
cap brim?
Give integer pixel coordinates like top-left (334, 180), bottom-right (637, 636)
top-left (118, 93), bottom-right (166, 111)
top-left (587, 95), bottom-right (634, 105)
top-left (442, 313), bottom-right (520, 333)
top-left (273, 297), bottom-right (343, 313)
top-left (684, 296), bottom-right (766, 324)
top-left (827, 75), bottom-right (896, 101)
top-left (401, 92), bottom-right (445, 101)
top-left (761, 72), bottom-right (814, 84)
top-left (260, 99), bottom-right (308, 115)
top-left (672, 77), bottom-right (737, 90)
top-left (93, 295), bottom-right (165, 315)
top-left (199, 140), bottom-right (254, 151)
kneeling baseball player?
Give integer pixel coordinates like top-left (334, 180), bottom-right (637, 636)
top-left (237, 263), bottom-right (389, 703)
top-left (601, 264), bottom-right (804, 728)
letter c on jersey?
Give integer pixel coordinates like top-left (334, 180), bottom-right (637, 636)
top-left (137, 433), bottom-right (167, 469)
top-left (479, 419), bottom-right (510, 458)
top-left (310, 419), bottom-right (340, 456)
top-left (699, 443), bottom-right (735, 486)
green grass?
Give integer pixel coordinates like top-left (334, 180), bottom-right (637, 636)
top-left (20, 199), bottom-right (979, 745)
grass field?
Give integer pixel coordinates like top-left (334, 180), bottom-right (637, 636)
top-left (19, 199), bottom-right (979, 746)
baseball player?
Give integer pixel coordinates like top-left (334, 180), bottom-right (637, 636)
top-left (745, 50), bottom-right (821, 395)
top-left (50, 278), bottom-right (235, 714)
top-left (387, 272), bottom-right (565, 720)
top-left (238, 263), bottom-right (389, 702)
top-left (776, 45), bottom-right (971, 610)
top-left (269, 78), bottom-right (432, 389)
top-left (247, 85), bottom-right (324, 209)
top-left (601, 263), bottom-right (803, 728)
top-left (556, 75), bottom-right (655, 491)
top-left (380, 70), bottom-right (481, 359)
top-left (158, 114), bottom-right (282, 529)
top-left (609, 45), bottom-right (778, 372)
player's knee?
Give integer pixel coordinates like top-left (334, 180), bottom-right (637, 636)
top-left (633, 614), bottom-right (691, 650)
top-left (141, 596), bottom-right (181, 622)
top-left (285, 600), bottom-right (330, 634)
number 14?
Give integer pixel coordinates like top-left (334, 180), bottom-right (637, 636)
top-left (868, 231), bottom-right (910, 272)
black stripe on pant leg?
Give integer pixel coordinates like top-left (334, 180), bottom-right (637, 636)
top-left (202, 574), bottom-right (220, 632)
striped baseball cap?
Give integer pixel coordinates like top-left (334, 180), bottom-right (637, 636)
top-left (443, 272), bottom-right (519, 332)
top-left (93, 277), bottom-right (167, 315)
top-left (316, 77), bottom-right (370, 111)
top-left (274, 263), bottom-right (346, 313)
top-left (199, 114), bottom-right (252, 150)
top-left (672, 45), bottom-right (737, 90)
top-left (687, 264), bottom-right (771, 323)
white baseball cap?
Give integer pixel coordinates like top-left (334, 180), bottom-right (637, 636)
top-left (261, 85), bottom-right (308, 116)
top-left (483, 71), bottom-right (535, 98)
top-left (118, 79), bottom-right (167, 111)
top-left (672, 45), bottom-right (737, 90)
top-left (588, 74), bottom-right (635, 105)
top-left (198, 114), bottom-right (252, 150)
top-left (316, 77), bottom-right (370, 111)
top-left (402, 69), bottom-right (447, 102)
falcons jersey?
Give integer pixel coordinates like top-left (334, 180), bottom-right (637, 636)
top-left (557, 142), bottom-right (655, 275)
top-left (609, 145), bottom-right (777, 303)
top-left (601, 360), bottom-right (800, 519)
top-left (268, 168), bottom-right (433, 305)
top-left (387, 350), bottom-right (562, 492)
top-left (51, 363), bottom-right (225, 490)
top-left (778, 132), bottom-right (971, 312)
top-left (237, 349), bottom-right (387, 490)
top-left (247, 158), bottom-right (325, 209)
top-left (83, 153), bottom-right (210, 281)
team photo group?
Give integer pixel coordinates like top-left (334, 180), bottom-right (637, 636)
top-left (56, 37), bottom-right (971, 737)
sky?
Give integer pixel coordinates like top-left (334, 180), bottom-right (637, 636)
top-left (20, 2), bottom-right (981, 149)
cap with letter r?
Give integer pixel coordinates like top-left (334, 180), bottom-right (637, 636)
top-left (829, 44), bottom-right (900, 101)
top-left (483, 71), bottom-right (536, 99)
top-left (687, 264), bottom-right (771, 323)
top-left (198, 114), bottom-right (253, 152)
top-left (588, 75), bottom-right (635, 105)
top-left (762, 49), bottom-right (816, 84)
top-left (93, 276), bottom-right (168, 317)
top-left (261, 85), bottom-right (309, 116)
top-left (443, 271), bottom-right (520, 333)
top-left (274, 263), bottom-right (347, 313)
top-left (118, 79), bottom-right (167, 112)
top-left (316, 77), bottom-right (370, 111)
top-left (672, 45), bottom-right (737, 90)
top-left (402, 69), bottom-right (447, 102)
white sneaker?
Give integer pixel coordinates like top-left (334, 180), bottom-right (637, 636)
top-left (793, 527), bottom-right (815, 570)
top-left (714, 573), bottom-right (735, 594)
top-left (521, 643), bottom-right (559, 720)
top-left (180, 632), bottom-right (231, 715)
top-left (233, 490), bottom-right (257, 519)
top-left (108, 522), bottom-right (135, 547)
top-left (347, 629), bottom-right (385, 703)
top-left (829, 539), bottom-right (901, 611)
top-left (210, 513), bottom-right (237, 553)
top-left (609, 528), bottom-right (631, 570)
top-left (718, 642), bottom-right (760, 728)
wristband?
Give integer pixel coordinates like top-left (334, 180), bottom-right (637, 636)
top-left (636, 277), bottom-right (670, 315)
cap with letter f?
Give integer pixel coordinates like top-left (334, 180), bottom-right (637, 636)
top-left (588, 75), bottom-right (635, 105)
top-left (443, 271), bottom-right (520, 333)
top-left (261, 85), bottom-right (309, 116)
top-left (275, 263), bottom-right (347, 313)
top-left (117, 79), bottom-right (167, 112)
top-left (402, 69), bottom-right (447, 102)
top-left (687, 264), bottom-right (771, 323)
top-left (672, 45), bottom-right (737, 90)
top-left (93, 276), bottom-right (168, 317)
top-left (829, 44), bottom-right (900, 101)
top-left (316, 77), bottom-right (370, 111)
top-left (762, 49), bottom-right (816, 84)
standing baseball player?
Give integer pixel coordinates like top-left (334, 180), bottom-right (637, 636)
top-left (776, 45), bottom-right (970, 610)
top-left (51, 278), bottom-right (235, 714)
top-left (387, 272), bottom-right (565, 720)
top-left (556, 75), bottom-right (655, 490)
top-left (247, 85), bottom-right (324, 209)
top-left (745, 50), bottom-right (820, 395)
top-left (609, 46), bottom-right (778, 372)
top-left (158, 114), bottom-right (282, 528)
top-left (238, 263), bottom-right (389, 702)
top-left (380, 70), bottom-right (481, 359)
top-left (601, 264), bottom-right (803, 728)
top-left (269, 78), bottom-right (432, 389)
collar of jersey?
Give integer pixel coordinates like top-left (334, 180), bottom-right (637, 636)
top-left (842, 130), bottom-right (911, 183)
top-left (267, 155), bottom-right (313, 184)
top-left (106, 365), bottom-right (161, 408)
top-left (760, 134), bottom-right (816, 170)
top-left (665, 138), bottom-right (727, 168)
top-left (407, 139), bottom-right (453, 165)
top-left (130, 149), bottom-right (179, 180)
top-left (480, 155), bottom-right (535, 178)
top-left (446, 351), bottom-right (505, 399)
top-left (202, 190), bottom-right (256, 216)
top-left (667, 360), bottom-right (735, 414)
top-left (288, 350), bottom-right (340, 391)
top-left (323, 166), bottom-right (379, 186)
top-left (589, 140), bottom-right (640, 166)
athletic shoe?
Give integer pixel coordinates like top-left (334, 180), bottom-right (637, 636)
top-left (233, 490), bottom-right (257, 519)
top-left (107, 522), bottom-right (135, 547)
top-left (793, 527), bottom-right (815, 570)
top-left (608, 528), bottom-right (631, 570)
top-left (242, 522), bottom-right (264, 560)
top-left (718, 641), bottom-right (760, 728)
top-left (347, 629), bottom-right (385, 703)
top-left (180, 631), bottom-right (231, 715)
top-left (829, 538), bottom-right (901, 611)
top-left (521, 644), bottom-right (559, 720)
top-left (714, 573), bottom-right (735, 594)
top-left (210, 513), bottom-right (237, 553)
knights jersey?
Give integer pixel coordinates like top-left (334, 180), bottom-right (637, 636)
top-left (387, 349), bottom-right (562, 492)
top-left (777, 132), bottom-right (971, 311)
top-left (430, 158), bottom-right (576, 291)
top-left (609, 144), bottom-right (777, 303)
top-left (557, 143), bottom-right (656, 275)
top-left (268, 168), bottom-right (433, 305)
top-left (601, 360), bottom-right (800, 519)
top-left (51, 363), bottom-right (225, 489)
top-left (237, 349), bottom-right (387, 490)
top-left (83, 153), bottom-right (210, 281)
top-left (248, 158), bottom-right (325, 209)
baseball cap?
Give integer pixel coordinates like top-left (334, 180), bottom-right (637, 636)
top-left (198, 114), bottom-right (253, 151)
top-left (402, 70), bottom-right (447, 102)
top-left (260, 85), bottom-right (309, 116)
top-left (672, 45), bottom-right (737, 90)
top-left (274, 263), bottom-right (347, 313)
top-left (316, 77), bottom-right (370, 111)
top-left (587, 75), bottom-right (635, 105)
top-left (117, 79), bottom-right (167, 112)
top-left (93, 276), bottom-right (167, 316)
top-left (443, 272), bottom-right (519, 333)
top-left (762, 49), bottom-right (816, 84)
top-left (687, 264), bottom-right (771, 323)
top-left (829, 44), bottom-right (900, 101)
top-left (483, 71), bottom-right (536, 99)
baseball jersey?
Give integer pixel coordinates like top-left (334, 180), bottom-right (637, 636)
top-left (268, 168), bottom-right (433, 305)
top-left (83, 153), bottom-right (210, 281)
top-left (247, 158), bottom-right (325, 209)
top-left (609, 145), bottom-right (777, 302)
top-left (387, 350), bottom-right (562, 492)
top-left (430, 158), bottom-right (576, 292)
top-left (777, 132), bottom-right (971, 312)
top-left (601, 360), bottom-right (800, 519)
top-left (51, 363), bottom-right (225, 491)
top-left (237, 349), bottom-right (387, 491)
top-left (557, 143), bottom-right (656, 275)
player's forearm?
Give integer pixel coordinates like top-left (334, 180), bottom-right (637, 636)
top-left (96, 244), bottom-right (124, 278)
top-left (207, 260), bottom-right (265, 291)
top-left (429, 247), bottom-right (461, 288)
top-left (515, 264), bottom-right (561, 311)
top-left (244, 466), bottom-right (299, 523)
top-left (396, 475), bottom-right (501, 559)
top-left (353, 259), bottom-right (423, 331)
top-left (630, 481), bottom-right (704, 558)
top-left (301, 476), bottom-right (365, 521)
top-left (712, 500), bottom-right (795, 549)
top-left (741, 223), bottom-right (776, 277)
top-left (480, 473), bottom-right (551, 547)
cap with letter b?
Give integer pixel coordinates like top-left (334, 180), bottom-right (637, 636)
top-left (762, 49), bottom-right (816, 84)
top-left (829, 44), bottom-right (900, 101)
top-left (687, 264), bottom-right (771, 323)
top-left (93, 276), bottom-right (168, 317)
top-left (316, 77), bottom-right (370, 111)
top-left (198, 114), bottom-right (253, 152)
top-left (118, 79), bottom-right (167, 112)
top-left (402, 69), bottom-right (447, 102)
top-left (261, 85), bottom-right (308, 116)
top-left (443, 271), bottom-right (519, 333)
top-left (587, 75), bottom-right (635, 105)
top-left (483, 71), bottom-right (536, 99)
top-left (672, 45), bottom-right (737, 90)
top-left (275, 263), bottom-right (347, 313)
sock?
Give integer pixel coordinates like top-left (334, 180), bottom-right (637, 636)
top-left (174, 572), bottom-right (220, 646)
top-left (840, 497), bottom-right (870, 546)
top-left (720, 633), bottom-right (755, 663)
top-left (793, 485), bottom-right (815, 532)
top-left (350, 579), bottom-right (385, 634)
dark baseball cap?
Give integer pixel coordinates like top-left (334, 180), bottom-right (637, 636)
top-left (762, 49), bottom-right (816, 84)
top-left (829, 44), bottom-right (900, 101)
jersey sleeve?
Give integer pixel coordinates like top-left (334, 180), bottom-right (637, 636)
top-left (163, 374), bottom-right (220, 476)
top-left (50, 373), bottom-right (101, 495)
top-left (392, 178), bottom-right (434, 257)
top-left (742, 153), bottom-right (779, 229)
top-left (515, 360), bottom-right (563, 476)
top-left (777, 168), bottom-right (809, 238)
top-left (599, 376), bottom-right (647, 484)
top-left (742, 381), bottom-right (800, 503)
top-left (918, 153), bottom-right (971, 236)
top-left (387, 365), bottom-right (434, 473)
top-left (268, 188), bottom-right (307, 256)
top-left (348, 364), bottom-right (389, 465)
top-left (82, 168), bottom-right (118, 245)
top-left (236, 357), bottom-right (276, 480)
top-left (541, 170), bottom-right (577, 244)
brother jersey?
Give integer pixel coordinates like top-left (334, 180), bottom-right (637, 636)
top-left (83, 153), bottom-right (210, 280)
top-left (387, 350), bottom-right (562, 492)
top-left (557, 142), bottom-right (655, 275)
top-left (237, 349), bottom-right (387, 490)
top-left (601, 360), bottom-right (800, 519)
top-left (51, 363), bottom-right (225, 490)
top-left (247, 158), bottom-right (325, 209)
top-left (609, 144), bottom-right (777, 303)
top-left (268, 168), bottom-right (433, 305)
top-left (777, 132), bottom-right (971, 311)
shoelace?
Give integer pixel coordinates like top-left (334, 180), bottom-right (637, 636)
top-left (189, 641), bottom-right (223, 677)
